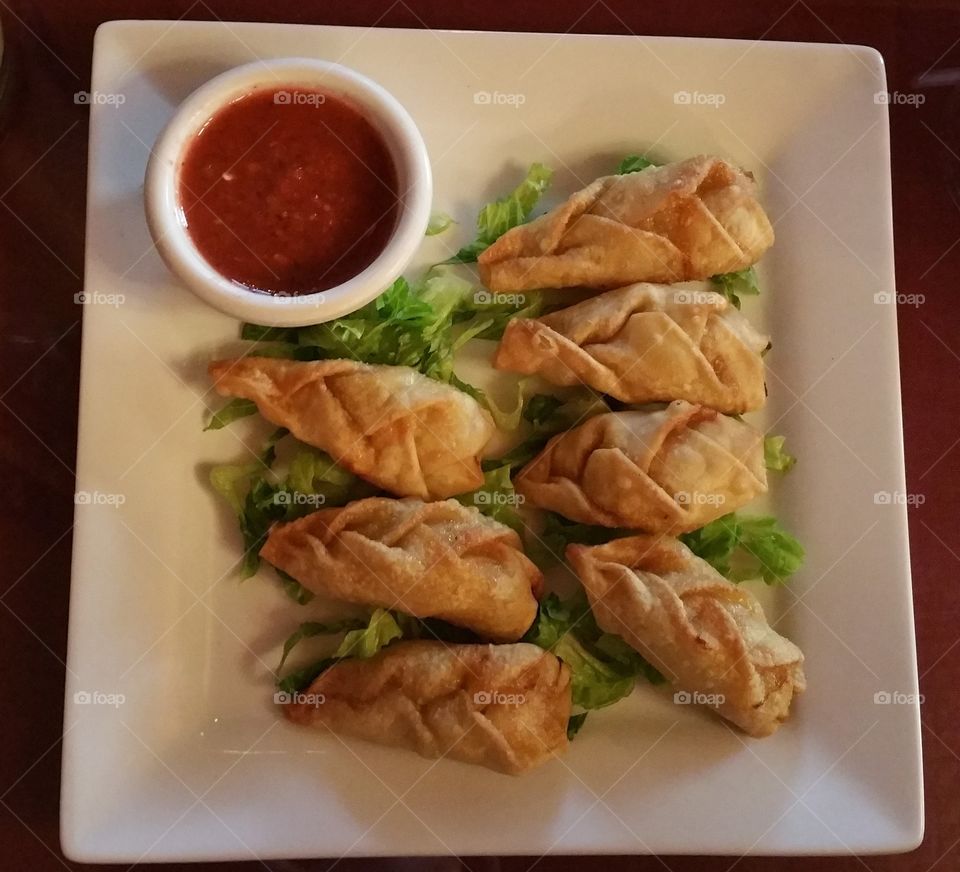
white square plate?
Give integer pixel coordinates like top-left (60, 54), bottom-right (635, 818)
top-left (62, 20), bottom-right (922, 862)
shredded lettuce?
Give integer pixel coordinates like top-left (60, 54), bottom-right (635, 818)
top-left (680, 513), bottom-right (804, 585)
top-left (567, 712), bottom-right (588, 739)
top-left (209, 432), bottom-right (369, 586)
top-left (616, 154), bottom-right (655, 174)
top-left (204, 397), bottom-right (258, 431)
top-left (236, 270), bottom-right (511, 408)
top-left (447, 163), bottom-right (553, 263)
top-left (764, 435), bottom-right (797, 473)
top-left (711, 267), bottom-right (760, 309)
top-left (493, 390), bottom-right (611, 470)
top-left (528, 512), bottom-right (626, 568)
top-left (277, 617), bottom-right (370, 673)
top-left (277, 571), bottom-right (315, 605)
top-left (458, 463), bottom-right (524, 533)
top-left (525, 592), bottom-right (663, 712)
top-left (276, 609), bottom-right (404, 694)
top-left (453, 289), bottom-right (546, 341)
top-left (276, 609), bottom-right (476, 694)
top-left (426, 212), bottom-right (455, 236)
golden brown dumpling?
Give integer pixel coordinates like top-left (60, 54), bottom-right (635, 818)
top-left (284, 641), bottom-right (571, 774)
top-left (567, 535), bottom-right (805, 737)
top-left (516, 401), bottom-right (766, 532)
top-left (208, 357), bottom-right (494, 499)
top-left (261, 497), bottom-right (542, 642)
top-left (494, 283), bottom-right (768, 413)
top-left (478, 156), bottom-right (774, 292)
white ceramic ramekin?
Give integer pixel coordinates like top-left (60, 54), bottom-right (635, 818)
top-left (144, 58), bottom-right (432, 327)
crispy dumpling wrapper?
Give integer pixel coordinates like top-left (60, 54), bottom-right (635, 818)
top-left (516, 401), bottom-right (767, 532)
top-left (567, 535), bottom-right (805, 737)
top-left (494, 283), bottom-right (768, 413)
top-left (285, 641), bottom-right (571, 774)
top-left (478, 156), bottom-right (774, 292)
top-left (261, 497), bottom-right (542, 642)
top-left (208, 357), bottom-right (495, 499)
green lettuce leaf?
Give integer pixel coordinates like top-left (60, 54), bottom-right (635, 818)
top-left (276, 609), bottom-right (406, 694)
top-left (710, 267), bottom-right (760, 309)
top-left (458, 463), bottom-right (524, 533)
top-left (209, 433), bottom-right (367, 584)
top-left (491, 390), bottom-right (611, 470)
top-left (448, 163), bottom-right (553, 263)
top-left (616, 154), bottom-right (655, 174)
top-left (680, 513), bottom-right (804, 585)
top-left (426, 212), bottom-right (455, 236)
top-left (334, 609), bottom-right (404, 658)
top-left (453, 289), bottom-right (546, 341)
top-left (204, 397), bottom-right (258, 431)
top-left (764, 435), bottom-right (797, 473)
top-left (524, 592), bottom-right (662, 712)
top-left (529, 512), bottom-right (627, 568)
top-left (567, 712), bottom-right (588, 739)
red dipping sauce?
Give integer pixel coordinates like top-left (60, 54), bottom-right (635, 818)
top-left (178, 87), bottom-right (400, 296)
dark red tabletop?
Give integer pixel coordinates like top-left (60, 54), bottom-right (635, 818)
top-left (1, 1), bottom-right (958, 870)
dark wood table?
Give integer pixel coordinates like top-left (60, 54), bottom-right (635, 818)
top-left (2, 1), bottom-right (958, 869)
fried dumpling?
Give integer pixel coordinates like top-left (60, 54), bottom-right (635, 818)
top-left (285, 641), bottom-right (571, 774)
top-left (208, 357), bottom-right (495, 499)
top-left (478, 156), bottom-right (774, 292)
top-left (516, 401), bottom-right (766, 532)
top-left (261, 497), bottom-right (542, 642)
top-left (567, 535), bottom-right (805, 737)
top-left (494, 283), bottom-right (768, 413)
